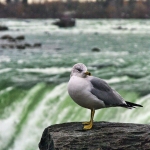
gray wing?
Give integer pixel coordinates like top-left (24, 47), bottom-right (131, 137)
top-left (89, 76), bottom-right (126, 107)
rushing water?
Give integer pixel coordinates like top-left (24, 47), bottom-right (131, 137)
top-left (0, 19), bottom-right (150, 150)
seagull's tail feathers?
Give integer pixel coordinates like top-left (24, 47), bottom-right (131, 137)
top-left (120, 101), bottom-right (143, 109)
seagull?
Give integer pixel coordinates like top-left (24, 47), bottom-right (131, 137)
top-left (68, 63), bottom-right (143, 130)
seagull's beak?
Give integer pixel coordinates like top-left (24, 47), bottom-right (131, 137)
top-left (84, 71), bottom-right (91, 76)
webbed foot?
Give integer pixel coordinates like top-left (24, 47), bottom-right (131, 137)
top-left (83, 121), bottom-right (93, 130)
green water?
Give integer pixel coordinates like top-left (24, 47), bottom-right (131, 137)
top-left (0, 19), bottom-right (150, 150)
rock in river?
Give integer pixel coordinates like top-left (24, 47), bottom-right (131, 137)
top-left (0, 25), bottom-right (8, 31)
top-left (39, 122), bottom-right (150, 150)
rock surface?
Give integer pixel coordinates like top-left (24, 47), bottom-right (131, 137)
top-left (91, 47), bottom-right (101, 52)
top-left (0, 34), bottom-right (42, 49)
top-left (39, 122), bottom-right (150, 150)
top-left (0, 25), bottom-right (8, 31)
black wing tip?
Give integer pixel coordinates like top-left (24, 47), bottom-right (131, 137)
top-left (125, 101), bottom-right (143, 108)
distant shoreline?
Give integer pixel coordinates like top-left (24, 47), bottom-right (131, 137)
top-left (0, 1), bottom-right (150, 19)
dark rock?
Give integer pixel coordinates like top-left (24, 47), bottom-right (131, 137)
top-left (53, 13), bottom-right (75, 28)
top-left (1, 35), bottom-right (14, 40)
top-left (16, 45), bottom-right (26, 49)
top-left (16, 35), bottom-right (25, 40)
top-left (0, 25), bottom-right (8, 31)
top-left (91, 47), bottom-right (101, 52)
top-left (113, 26), bottom-right (128, 30)
top-left (1, 44), bottom-right (15, 49)
top-left (25, 43), bottom-right (32, 48)
top-left (53, 18), bottom-right (75, 28)
top-left (39, 127), bottom-right (55, 150)
top-left (33, 43), bottom-right (42, 47)
top-left (1, 45), bottom-right (7, 49)
top-left (9, 45), bottom-right (14, 48)
top-left (39, 122), bottom-right (150, 150)
top-left (55, 47), bottom-right (62, 50)
top-left (1, 35), bottom-right (25, 42)
top-left (9, 38), bottom-right (16, 42)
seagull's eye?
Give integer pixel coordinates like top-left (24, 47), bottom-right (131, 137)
top-left (76, 68), bottom-right (82, 72)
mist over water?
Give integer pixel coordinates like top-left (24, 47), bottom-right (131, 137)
top-left (0, 19), bottom-right (150, 150)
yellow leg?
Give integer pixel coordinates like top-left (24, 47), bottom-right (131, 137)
top-left (83, 109), bottom-right (95, 130)
top-left (82, 109), bottom-right (94, 125)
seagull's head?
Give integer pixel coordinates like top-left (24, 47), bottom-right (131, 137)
top-left (70, 63), bottom-right (91, 78)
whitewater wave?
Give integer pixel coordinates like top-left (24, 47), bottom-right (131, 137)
top-left (17, 67), bottom-right (71, 75)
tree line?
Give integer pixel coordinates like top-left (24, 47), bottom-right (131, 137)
top-left (0, 0), bottom-right (150, 18)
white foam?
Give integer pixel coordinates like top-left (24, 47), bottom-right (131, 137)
top-left (0, 68), bottom-right (12, 74)
top-left (105, 76), bottom-right (129, 84)
top-left (0, 56), bottom-right (11, 63)
top-left (0, 83), bottom-right (45, 150)
top-left (11, 83), bottom-right (67, 150)
top-left (0, 116), bottom-right (16, 150)
top-left (17, 60), bottom-right (24, 64)
top-left (17, 67), bottom-right (71, 74)
top-left (1, 19), bottom-right (150, 35)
